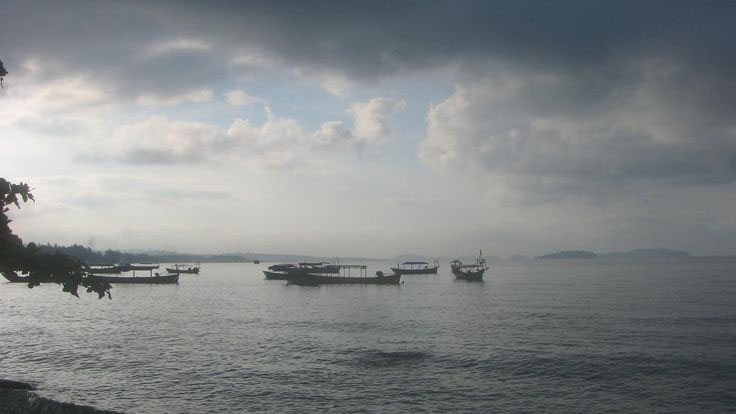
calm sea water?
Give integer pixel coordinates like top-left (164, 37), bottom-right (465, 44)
top-left (2, 258), bottom-right (735, 413)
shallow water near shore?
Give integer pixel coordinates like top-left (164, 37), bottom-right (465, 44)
top-left (2, 258), bottom-right (735, 413)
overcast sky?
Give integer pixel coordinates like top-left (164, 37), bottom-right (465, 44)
top-left (2, 1), bottom-right (736, 257)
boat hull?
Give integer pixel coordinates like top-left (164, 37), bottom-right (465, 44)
top-left (452, 269), bottom-right (485, 281)
top-left (289, 273), bottom-right (401, 285)
top-left (87, 273), bottom-right (179, 284)
top-left (390, 266), bottom-right (439, 275)
top-left (263, 270), bottom-right (289, 280)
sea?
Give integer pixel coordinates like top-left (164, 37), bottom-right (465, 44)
top-left (1, 257), bottom-right (735, 413)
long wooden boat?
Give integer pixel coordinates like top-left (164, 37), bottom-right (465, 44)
top-left (165, 263), bottom-right (200, 274)
top-left (391, 260), bottom-right (440, 275)
top-left (289, 273), bottom-right (401, 285)
top-left (87, 272), bottom-right (179, 284)
top-left (287, 266), bottom-right (400, 285)
top-left (450, 257), bottom-right (488, 281)
top-left (263, 262), bottom-right (340, 280)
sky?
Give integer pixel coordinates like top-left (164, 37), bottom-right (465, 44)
top-left (2, 0), bottom-right (736, 258)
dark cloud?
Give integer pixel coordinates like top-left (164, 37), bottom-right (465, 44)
top-left (4, 1), bottom-right (735, 86)
top-left (3, 0), bottom-right (736, 192)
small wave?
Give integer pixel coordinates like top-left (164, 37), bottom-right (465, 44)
top-left (353, 350), bottom-right (431, 367)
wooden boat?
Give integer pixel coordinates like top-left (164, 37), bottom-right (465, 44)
top-left (87, 272), bottom-right (179, 284)
top-left (165, 263), bottom-right (200, 274)
top-left (391, 260), bottom-right (440, 275)
top-left (288, 265), bottom-right (401, 285)
top-left (450, 255), bottom-right (488, 281)
top-left (263, 262), bottom-right (340, 280)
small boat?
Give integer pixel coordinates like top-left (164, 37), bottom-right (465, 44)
top-left (450, 254), bottom-right (488, 281)
top-left (287, 265), bottom-right (401, 285)
top-left (263, 262), bottom-right (340, 280)
top-left (165, 263), bottom-right (200, 274)
top-left (253, 259), bottom-right (260, 264)
top-left (87, 272), bottom-right (179, 284)
top-left (391, 260), bottom-right (440, 275)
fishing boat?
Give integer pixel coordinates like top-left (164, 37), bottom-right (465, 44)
top-left (87, 272), bottom-right (179, 284)
top-left (287, 265), bottom-right (400, 285)
top-left (391, 260), bottom-right (440, 275)
top-left (263, 262), bottom-right (340, 280)
top-left (450, 254), bottom-right (489, 281)
top-left (165, 263), bottom-right (200, 274)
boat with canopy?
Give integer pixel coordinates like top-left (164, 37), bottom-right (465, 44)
top-left (450, 253), bottom-right (489, 281)
top-left (391, 260), bottom-right (440, 275)
top-left (287, 264), bottom-right (400, 285)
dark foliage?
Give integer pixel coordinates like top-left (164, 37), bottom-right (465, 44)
top-left (0, 178), bottom-right (112, 298)
top-left (0, 58), bottom-right (7, 88)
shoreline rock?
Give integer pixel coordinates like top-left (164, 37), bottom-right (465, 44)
top-left (0, 388), bottom-right (121, 414)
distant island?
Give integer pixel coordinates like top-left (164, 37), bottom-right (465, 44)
top-left (536, 250), bottom-right (598, 259)
top-left (535, 248), bottom-right (690, 260)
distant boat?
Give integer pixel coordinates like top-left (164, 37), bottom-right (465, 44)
top-left (253, 259), bottom-right (260, 264)
top-left (165, 263), bottom-right (200, 274)
top-left (2, 271), bottom-right (179, 284)
top-left (263, 262), bottom-right (340, 280)
top-left (287, 265), bottom-right (401, 285)
top-left (87, 272), bottom-right (179, 284)
top-left (391, 260), bottom-right (440, 275)
top-left (450, 255), bottom-right (488, 281)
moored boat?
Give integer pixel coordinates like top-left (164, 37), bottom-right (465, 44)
top-left (450, 254), bottom-right (488, 281)
top-left (87, 272), bottom-right (179, 284)
top-left (165, 263), bottom-right (200, 274)
top-left (391, 260), bottom-right (440, 275)
top-left (263, 261), bottom-right (340, 280)
top-left (287, 265), bottom-right (401, 285)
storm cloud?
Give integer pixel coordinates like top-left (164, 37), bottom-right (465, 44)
top-left (2, 1), bottom-right (736, 255)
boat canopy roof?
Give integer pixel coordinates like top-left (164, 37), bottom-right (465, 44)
top-left (402, 261), bottom-right (428, 265)
top-left (298, 262), bottom-right (330, 266)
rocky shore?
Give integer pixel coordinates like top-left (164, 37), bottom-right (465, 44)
top-left (0, 380), bottom-right (120, 414)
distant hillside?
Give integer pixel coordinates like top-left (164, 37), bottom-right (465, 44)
top-left (602, 248), bottom-right (690, 258)
top-left (536, 250), bottom-right (598, 259)
top-left (509, 254), bottom-right (532, 262)
top-left (37, 244), bottom-right (250, 264)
